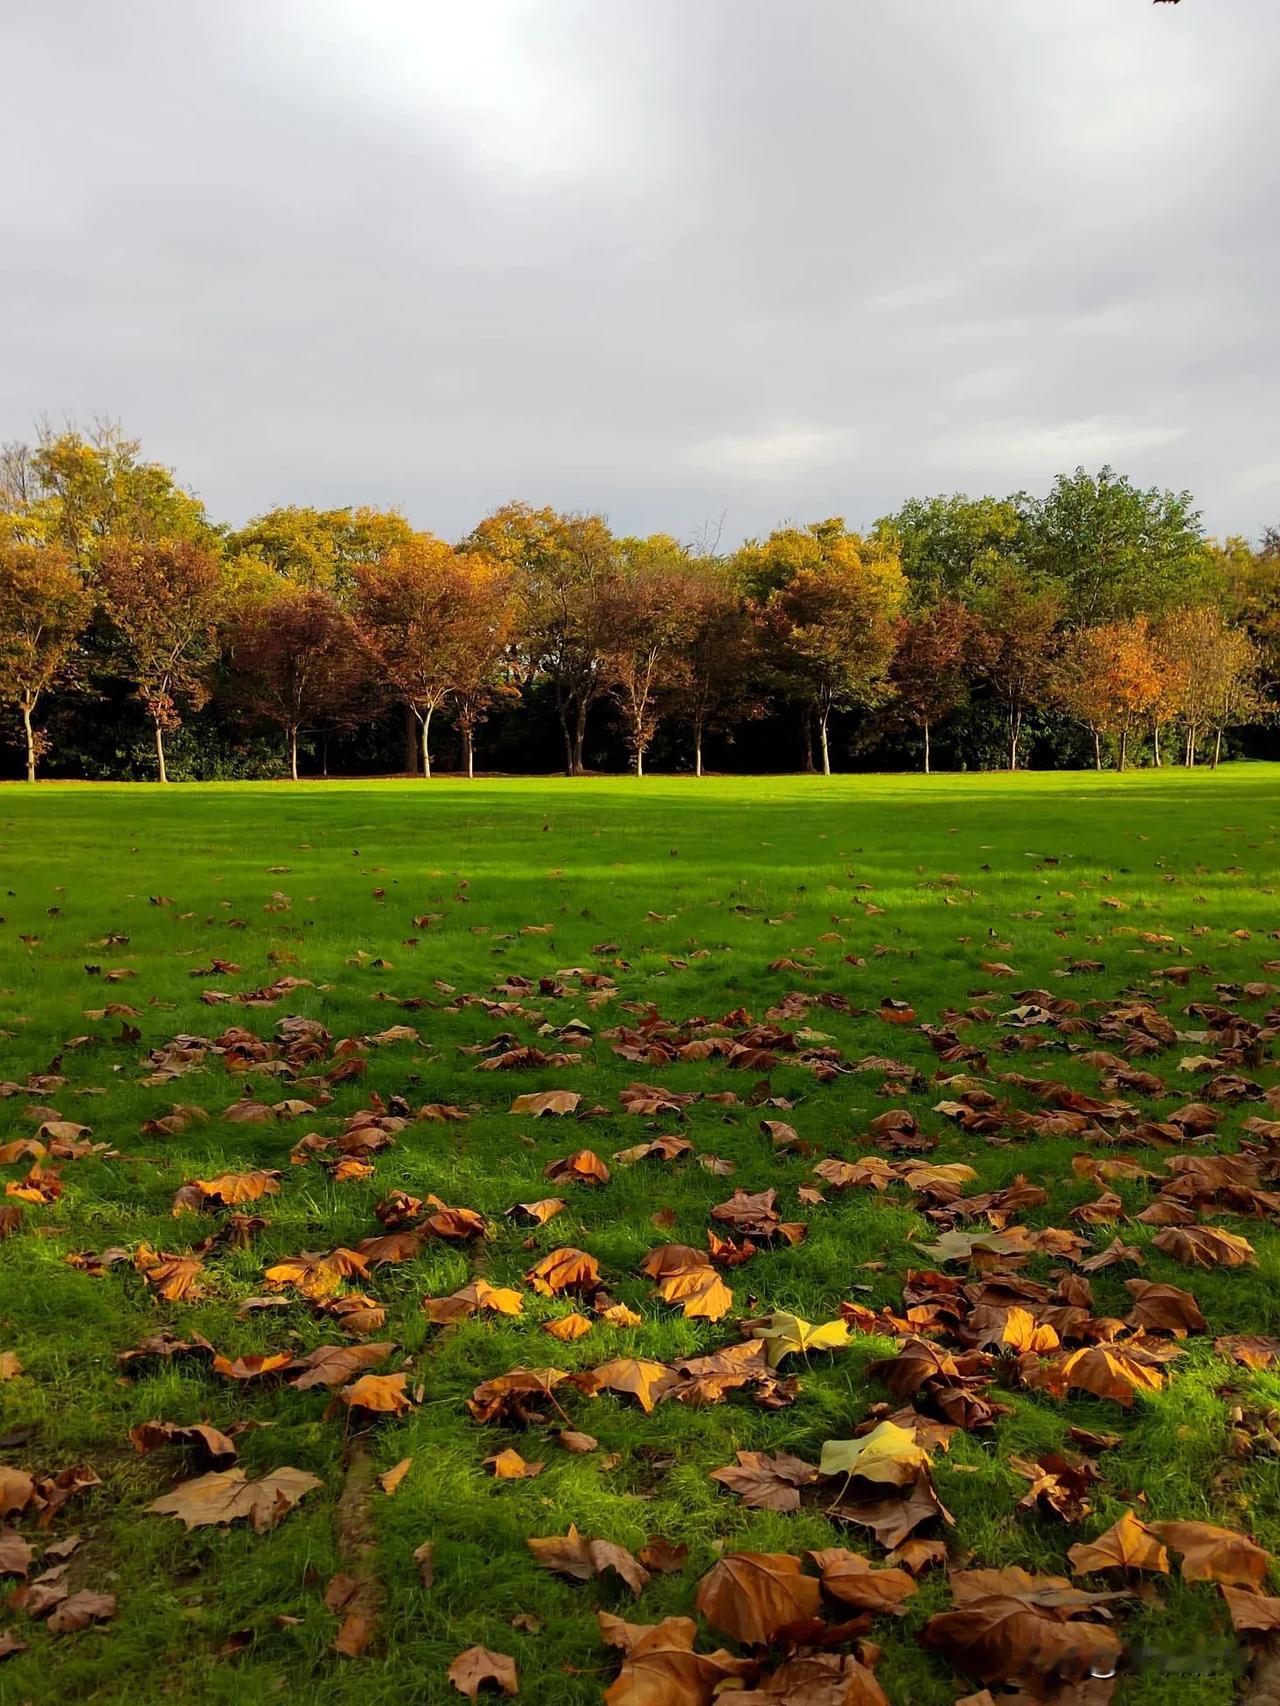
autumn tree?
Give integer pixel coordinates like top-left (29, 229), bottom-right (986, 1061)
top-left (98, 537), bottom-right (224, 782)
top-left (0, 538), bottom-right (93, 781)
top-left (464, 503), bottom-right (619, 776)
top-left (599, 536), bottom-right (697, 776)
top-left (887, 599), bottom-right (980, 773)
top-left (763, 530), bottom-right (906, 775)
top-left (972, 568), bottom-right (1059, 771)
top-left (2, 422), bottom-right (211, 572)
top-left (227, 506), bottom-right (417, 597)
top-left (1054, 618), bottom-right (1162, 770)
top-left (1155, 606), bottom-right (1262, 767)
top-left (446, 555), bottom-right (519, 779)
top-left (672, 566), bottom-right (762, 776)
top-left (224, 584), bottom-right (369, 779)
top-left (355, 535), bottom-right (493, 777)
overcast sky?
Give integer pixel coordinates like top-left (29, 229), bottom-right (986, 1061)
top-left (3, 1), bottom-right (1276, 544)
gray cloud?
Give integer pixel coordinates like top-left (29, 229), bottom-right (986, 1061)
top-left (3, 0), bottom-right (1275, 542)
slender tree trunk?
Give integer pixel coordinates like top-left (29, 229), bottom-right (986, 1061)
top-left (1212, 727), bottom-right (1223, 768)
top-left (21, 701), bottom-right (36, 783)
top-left (634, 744), bottom-right (644, 778)
top-left (403, 702), bottom-right (419, 775)
top-left (819, 708), bottom-right (832, 776)
top-left (801, 710), bottom-right (815, 773)
top-left (1119, 727), bottom-right (1128, 772)
top-left (462, 725), bottom-right (474, 779)
top-left (572, 700), bottom-right (588, 776)
top-left (419, 708), bottom-right (432, 779)
top-left (1008, 709), bottom-right (1020, 772)
top-left (1185, 723), bottom-right (1197, 768)
top-left (154, 719), bottom-right (168, 784)
top-left (322, 733), bottom-right (329, 778)
top-left (288, 725), bottom-right (299, 781)
top-left (1093, 730), bottom-right (1102, 771)
top-left (693, 718), bottom-right (704, 778)
top-left (1151, 718), bottom-right (1162, 767)
top-left (922, 720), bottom-right (931, 775)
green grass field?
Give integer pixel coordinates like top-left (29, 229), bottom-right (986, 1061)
top-left (1, 770), bottom-right (1279, 1704)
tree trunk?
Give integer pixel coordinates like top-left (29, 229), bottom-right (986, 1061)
top-left (572, 700), bottom-right (588, 776)
top-left (462, 725), bottom-right (474, 780)
top-left (1119, 727), bottom-right (1128, 772)
top-left (1008, 710), bottom-right (1020, 772)
top-left (1151, 719), bottom-right (1162, 767)
top-left (1185, 723), bottom-right (1197, 768)
top-left (419, 708), bottom-right (432, 779)
top-left (818, 708), bottom-right (832, 776)
top-left (801, 711), bottom-right (815, 774)
top-left (693, 719), bottom-right (704, 778)
top-left (21, 701), bottom-right (36, 783)
top-left (403, 702), bottom-right (419, 775)
top-left (922, 720), bottom-right (931, 775)
top-left (322, 733), bottom-right (329, 778)
top-left (634, 745), bottom-right (644, 777)
top-left (1212, 727), bottom-right (1223, 768)
top-left (154, 719), bottom-right (168, 784)
top-left (1093, 730), bottom-right (1102, 771)
top-left (288, 726), bottom-right (299, 781)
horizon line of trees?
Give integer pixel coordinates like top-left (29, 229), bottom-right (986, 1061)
top-left (1, 420), bottom-right (1276, 783)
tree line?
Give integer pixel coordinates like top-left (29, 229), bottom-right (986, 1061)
top-left (0, 422), bottom-right (1275, 782)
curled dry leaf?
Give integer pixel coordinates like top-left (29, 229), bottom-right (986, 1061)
top-left (709, 1450), bottom-right (820, 1513)
top-left (1146, 1520), bottom-right (1273, 1586)
top-left (528, 1524), bottom-right (650, 1594)
top-left (598, 1612), bottom-right (757, 1706)
top-left (571, 1357), bottom-right (677, 1414)
top-left (447, 1645), bottom-right (518, 1699)
top-left (1152, 1225), bottom-right (1257, 1269)
top-left (808, 1547), bottom-right (918, 1615)
top-left (1067, 1510), bottom-right (1169, 1575)
top-left (338, 1372), bottom-right (414, 1415)
top-left (525, 1247), bottom-right (600, 1297)
top-left (510, 1090), bottom-right (580, 1117)
top-left (544, 1148), bottom-right (610, 1186)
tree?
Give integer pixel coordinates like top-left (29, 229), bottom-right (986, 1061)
top-left (972, 569), bottom-right (1059, 770)
top-left (227, 506), bottom-right (417, 598)
top-left (1054, 618), bottom-right (1162, 770)
top-left (2, 422), bottom-right (211, 572)
top-left (887, 599), bottom-right (980, 773)
top-left (874, 494), bottom-right (1024, 609)
top-left (671, 567), bottom-right (762, 776)
top-left (354, 535), bottom-right (489, 778)
top-left (601, 537), bottom-right (696, 776)
top-left (763, 530), bottom-right (906, 774)
top-left (1021, 466), bottom-right (1210, 625)
top-left (0, 539), bottom-right (93, 781)
top-left (1155, 606), bottom-right (1262, 767)
top-left (97, 538), bottom-right (224, 782)
top-left (224, 585), bottom-right (369, 779)
top-left (464, 503), bottom-right (619, 776)
top-left (446, 555), bottom-right (519, 780)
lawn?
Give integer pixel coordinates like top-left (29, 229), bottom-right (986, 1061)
top-left (1, 769), bottom-right (1278, 1705)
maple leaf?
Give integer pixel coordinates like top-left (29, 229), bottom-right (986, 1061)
top-left (695, 1551), bottom-right (822, 1646)
top-left (423, 1279), bottom-right (523, 1324)
top-left (525, 1247), bottom-right (600, 1296)
top-left (571, 1357), bottom-right (677, 1414)
top-left (741, 1310), bottom-right (850, 1367)
top-left (544, 1148), bottom-right (611, 1186)
top-left (1152, 1225), bottom-right (1257, 1269)
top-left (148, 1466), bottom-right (321, 1532)
top-left (447, 1646), bottom-right (518, 1699)
top-left (709, 1450), bottom-right (820, 1512)
top-left (653, 1263), bottom-right (733, 1322)
top-left (543, 1312), bottom-right (593, 1341)
top-left (528, 1524), bottom-right (650, 1594)
top-left (598, 1612), bottom-right (758, 1706)
top-left (188, 1170), bottom-right (282, 1207)
top-left (509, 1089), bottom-right (580, 1116)
top-left (1146, 1519), bottom-right (1273, 1586)
top-left (1067, 1510), bottom-right (1170, 1575)
top-left (484, 1448), bottom-right (543, 1479)
top-left (807, 1547), bottom-right (918, 1615)
top-left (338, 1372), bottom-right (414, 1415)
top-left (288, 1342), bottom-right (397, 1390)
top-left (820, 1422), bottom-right (930, 1488)
top-left (1124, 1279), bottom-right (1206, 1337)
top-left (466, 1367), bottom-right (568, 1425)
top-left (1220, 1585), bottom-right (1280, 1633)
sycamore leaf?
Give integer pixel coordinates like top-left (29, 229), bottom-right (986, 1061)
top-left (528, 1524), bottom-right (650, 1594)
top-left (525, 1247), bottom-right (600, 1297)
top-left (695, 1551), bottom-right (823, 1646)
top-left (510, 1090), bottom-right (580, 1117)
top-left (1152, 1226), bottom-right (1257, 1269)
top-left (709, 1450), bottom-right (820, 1513)
top-left (598, 1612), bottom-right (757, 1706)
top-left (338, 1373), bottom-right (414, 1415)
top-left (447, 1645), bottom-right (518, 1699)
top-left (1146, 1520), bottom-right (1273, 1586)
top-left (807, 1547), bottom-right (918, 1615)
top-left (820, 1422), bottom-right (929, 1487)
top-left (148, 1466), bottom-right (321, 1532)
top-left (741, 1311), bottom-right (850, 1367)
top-left (571, 1358), bottom-right (677, 1414)
top-left (1220, 1585), bottom-right (1280, 1633)
top-left (1068, 1510), bottom-right (1170, 1575)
